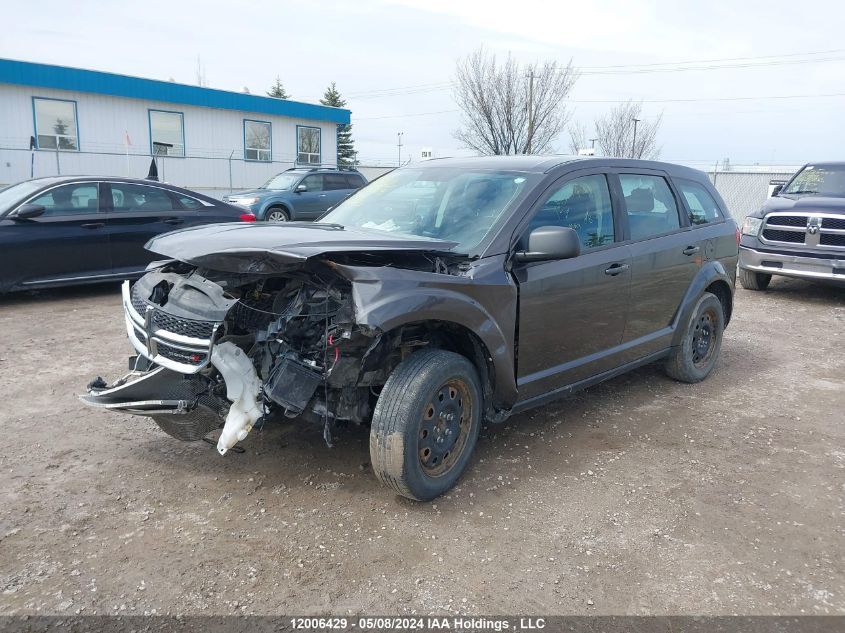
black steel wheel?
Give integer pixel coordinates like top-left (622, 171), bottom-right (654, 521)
top-left (370, 349), bottom-right (482, 501)
top-left (665, 292), bottom-right (725, 383)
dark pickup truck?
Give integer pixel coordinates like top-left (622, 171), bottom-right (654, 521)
top-left (82, 156), bottom-right (739, 501)
top-left (739, 162), bottom-right (845, 289)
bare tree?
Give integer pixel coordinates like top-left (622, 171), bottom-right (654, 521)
top-left (593, 100), bottom-right (662, 159)
top-left (453, 47), bottom-right (578, 155)
top-left (567, 121), bottom-right (588, 155)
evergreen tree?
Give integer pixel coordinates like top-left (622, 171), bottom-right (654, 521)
top-left (320, 82), bottom-right (356, 167)
top-left (267, 76), bottom-right (289, 99)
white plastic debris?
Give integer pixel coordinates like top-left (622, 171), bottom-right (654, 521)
top-left (211, 341), bottom-right (263, 455)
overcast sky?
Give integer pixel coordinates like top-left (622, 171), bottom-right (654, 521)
top-left (3, 0), bottom-right (844, 168)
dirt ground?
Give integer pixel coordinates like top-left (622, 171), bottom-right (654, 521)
top-left (1, 277), bottom-right (843, 616)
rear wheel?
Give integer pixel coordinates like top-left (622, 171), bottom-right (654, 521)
top-left (738, 268), bottom-right (771, 290)
top-left (266, 208), bottom-right (289, 223)
top-left (369, 349), bottom-right (481, 501)
top-left (665, 292), bottom-right (725, 384)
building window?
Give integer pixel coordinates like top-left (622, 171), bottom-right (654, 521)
top-left (244, 120), bottom-right (271, 161)
top-left (33, 97), bottom-right (78, 150)
top-left (297, 126), bottom-right (321, 165)
top-left (149, 110), bottom-right (185, 156)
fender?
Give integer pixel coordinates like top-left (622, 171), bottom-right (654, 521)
top-left (330, 259), bottom-right (519, 407)
top-left (260, 199), bottom-right (291, 219)
top-left (670, 259), bottom-right (734, 347)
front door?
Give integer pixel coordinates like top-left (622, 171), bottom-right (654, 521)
top-left (512, 172), bottom-right (631, 402)
top-left (295, 174), bottom-right (329, 219)
top-left (0, 181), bottom-right (110, 290)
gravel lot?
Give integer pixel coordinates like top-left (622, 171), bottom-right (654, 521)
top-left (1, 278), bottom-right (843, 616)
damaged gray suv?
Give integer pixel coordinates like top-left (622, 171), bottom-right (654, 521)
top-left (82, 156), bottom-right (739, 500)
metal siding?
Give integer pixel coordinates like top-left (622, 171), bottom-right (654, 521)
top-left (0, 58), bottom-right (350, 124)
top-left (0, 84), bottom-right (340, 196)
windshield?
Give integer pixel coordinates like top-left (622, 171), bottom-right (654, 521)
top-left (782, 165), bottom-right (845, 197)
top-left (0, 180), bottom-right (56, 214)
top-left (320, 167), bottom-right (537, 253)
top-left (261, 173), bottom-right (300, 190)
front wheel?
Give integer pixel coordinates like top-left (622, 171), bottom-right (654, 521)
top-left (738, 268), bottom-right (771, 291)
top-left (369, 349), bottom-right (482, 501)
top-left (664, 292), bottom-right (725, 384)
top-left (266, 208), bottom-right (290, 223)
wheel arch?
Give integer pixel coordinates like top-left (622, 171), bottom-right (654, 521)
top-left (262, 201), bottom-right (292, 220)
top-left (362, 319), bottom-right (503, 420)
top-left (670, 260), bottom-right (735, 347)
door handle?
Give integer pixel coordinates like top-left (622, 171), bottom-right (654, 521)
top-left (604, 263), bottom-right (630, 276)
top-left (162, 217), bottom-right (184, 225)
top-left (683, 245), bottom-right (701, 256)
top-left (81, 222), bottom-right (105, 229)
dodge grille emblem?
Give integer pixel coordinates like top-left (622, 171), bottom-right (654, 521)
top-left (807, 224), bottom-right (819, 235)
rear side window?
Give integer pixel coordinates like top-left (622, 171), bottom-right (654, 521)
top-left (324, 174), bottom-right (349, 191)
top-left (110, 183), bottom-right (176, 212)
top-left (619, 174), bottom-right (680, 240)
top-left (676, 179), bottom-right (723, 225)
top-left (177, 195), bottom-right (203, 210)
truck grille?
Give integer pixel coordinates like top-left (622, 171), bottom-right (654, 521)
top-left (761, 213), bottom-right (845, 250)
top-left (761, 228), bottom-right (804, 243)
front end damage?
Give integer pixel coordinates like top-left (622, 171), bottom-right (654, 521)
top-left (83, 261), bottom-right (384, 452)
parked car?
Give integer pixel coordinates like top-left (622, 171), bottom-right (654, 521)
top-left (82, 157), bottom-right (738, 501)
top-left (738, 162), bottom-right (845, 289)
top-left (224, 167), bottom-right (367, 222)
top-left (0, 176), bottom-right (255, 294)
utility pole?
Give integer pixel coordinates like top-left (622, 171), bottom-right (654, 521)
top-left (631, 118), bottom-right (641, 159)
top-left (589, 138), bottom-right (598, 149)
top-left (526, 68), bottom-right (535, 154)
top-left (397, 132), bottom-right (404, 166)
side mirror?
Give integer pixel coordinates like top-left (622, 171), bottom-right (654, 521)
top-left (514, 226), bottom-right (581, 263)
top-left (295, 184), bottom-right (308, 193)
top-left (771, 184), bottom-right (783, 197)
top-left (14, 203), bottom-right (46, 220)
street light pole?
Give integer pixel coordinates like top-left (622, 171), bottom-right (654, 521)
top-left (589, 138), bottom-right (598, 149)
top-left (631, 118), bottom-right (640, 159)
top-left (397, 132), bottom-right (404, 166)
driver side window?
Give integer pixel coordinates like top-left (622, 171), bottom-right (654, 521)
top-left (524, 174), bottom-right (614, 250)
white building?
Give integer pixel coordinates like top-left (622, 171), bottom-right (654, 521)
top-left (0, 59), bottom-right (351, 198)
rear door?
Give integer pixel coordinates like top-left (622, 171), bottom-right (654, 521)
top-left (102, 181), bottom-right (199, 275)
top-left (612, 170), bottom-right (700, 359)
top-left (0, 181), bottom-right (110, 289)
top-left (324, 173), bottom-right (354, 210)
top-left (512, 171), bottom-right (631, 401)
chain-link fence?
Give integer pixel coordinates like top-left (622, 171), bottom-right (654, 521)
top-left (706, 169), bottom-right (795, 224)
top-left (0, 146), bottom-right (394, 199)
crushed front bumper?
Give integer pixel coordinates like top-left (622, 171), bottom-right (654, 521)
top-left (739, 246), bottom-right (845, 282)
top-left (122, 281), bottom-right (220, 374)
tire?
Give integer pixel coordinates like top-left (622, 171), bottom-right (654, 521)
top-left (369, 349), bottom-right (482, 501)
top-left (664, 292), bottom-right (725, 384)
top-left (738, 268), bottom-right (771, 291)
top-left (266, 207), bottom-right (290, 223)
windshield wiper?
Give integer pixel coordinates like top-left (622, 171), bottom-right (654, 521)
top-left (785, 190), bottom-right (819, 195)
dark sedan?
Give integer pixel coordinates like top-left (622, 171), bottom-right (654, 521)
top-left (0, 176), bottom-right (255, 293)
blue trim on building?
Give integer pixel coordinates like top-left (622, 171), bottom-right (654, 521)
top-left (148, 109), bottom-right (186, 157)
top-left (243, 119), bottom-right (272, 162)
top-left (32, 95), bottom-right (80, 151)
top-left (1, 58), bottom-right (350, 124)
top-left (295, 124), bottom-right (322, 166)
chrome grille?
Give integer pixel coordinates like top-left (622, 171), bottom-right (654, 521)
top-left (130, 284), bottom-right (217, 339)
top-left (761, 212), bottom-right (845, 250)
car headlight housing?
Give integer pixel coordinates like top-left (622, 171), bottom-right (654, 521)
top-left (741, 216), bottom-right (763, 236)
top-left (232, 197), bottom-right (258, 206)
